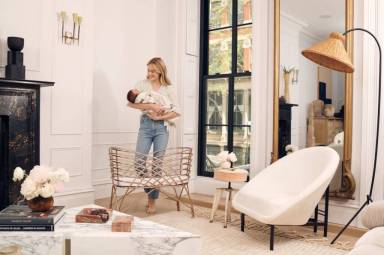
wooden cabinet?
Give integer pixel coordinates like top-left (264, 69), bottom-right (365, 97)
top-left (312, 116), bottom-right (343, 145)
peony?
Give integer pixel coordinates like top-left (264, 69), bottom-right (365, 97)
top-left (216, 151), bottom-right (229, 163)
top-left (12, 167), bottom-right (25, 182)
top-left (220, 161), bottom-right (231, 169)
top-left (228, 152), bottom-right (237, 163)
top-left (40, 184), bottom-right (55, 198)
top-left (13, 165), bottom-right (69, 200)
top-left (52, 168), bottom-right (70, 183)
top-left (28, 165), bottom-right (54, 183)
top-left (20, 178), bottom-right (39, 200)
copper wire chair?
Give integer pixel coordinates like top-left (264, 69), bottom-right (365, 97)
top-left (109, 146), bottom-right (195, 217)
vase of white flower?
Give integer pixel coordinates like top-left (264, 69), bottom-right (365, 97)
top-left (27, 196), bottom-right (54, 212)
top-left (12, 165), bottom-right (69, 212)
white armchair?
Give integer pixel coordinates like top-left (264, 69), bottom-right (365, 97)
top-left (328, 131), bottom-right (344, 193)
top-left (232, 147), bottom-right (339, 250)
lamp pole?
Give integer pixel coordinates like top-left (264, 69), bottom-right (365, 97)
top-left (331, 28), bottom-right (382, 244)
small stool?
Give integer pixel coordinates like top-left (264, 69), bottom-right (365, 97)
top-left (209, 169), bottom-right (248, 228)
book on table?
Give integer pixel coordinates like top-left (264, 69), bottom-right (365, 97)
top-left (0, 205), bottom-right (65, 231)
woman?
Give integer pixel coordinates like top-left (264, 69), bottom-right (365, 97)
top-left (128, 57), bottom-right (180, 214)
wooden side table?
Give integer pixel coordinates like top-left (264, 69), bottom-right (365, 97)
top-left (209, 169), bottom-right (248, 228)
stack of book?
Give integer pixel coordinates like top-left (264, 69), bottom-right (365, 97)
top-left (0, 205), bottom-right (65, 231)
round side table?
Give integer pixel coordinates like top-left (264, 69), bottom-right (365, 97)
top-left (209, 168), bottom-right (248, 228)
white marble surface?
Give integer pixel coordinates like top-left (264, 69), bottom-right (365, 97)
top-left (0, 232), bottom-right (64, 255)
top-left (0, 204), bottom-right (201, 255)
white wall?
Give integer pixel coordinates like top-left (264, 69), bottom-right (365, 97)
top-left (0, 0), bottom-right (95, 207)
top-left (91, 0), bottom-right (179, 199)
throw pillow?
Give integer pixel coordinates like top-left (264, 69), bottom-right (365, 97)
top-left (361, 201), bottom-right (384, 229)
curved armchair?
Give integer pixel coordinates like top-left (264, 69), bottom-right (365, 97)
top-left (109, 147), bottom-right (194, 217)
top-left (233, 147), bottom-right (339, 250)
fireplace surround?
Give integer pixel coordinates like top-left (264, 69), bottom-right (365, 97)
top-left (0, 78), bottom-right (53, 209)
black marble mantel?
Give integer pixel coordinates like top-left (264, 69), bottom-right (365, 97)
top-left (0, 78), bottom-right (54, 209)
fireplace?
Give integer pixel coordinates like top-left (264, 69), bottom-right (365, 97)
top-left (0, 78), bottom-right (53, 209)
top-left (278, 103), bottom-right (298, 158)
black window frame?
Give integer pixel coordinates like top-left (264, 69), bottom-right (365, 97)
top-left (198, 0), bottom-right (252, 177)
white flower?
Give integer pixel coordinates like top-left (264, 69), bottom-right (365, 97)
top-left (39, 184), bottom-right (55, 198)
top-left (220, 161), bottom-right (231, 169)
top-left (17, 165), bottom-right (70, 200)
top-left (216, 151), bottom-right (229, 163)
top-left (52, 168), bottom-right (69, 183)
top-left (12, 167), bottom-right (25, 182)
top-left (228, 152), bottom-right (237, 163)
top-left (28, 165), bottom-right (54, 184)
top-left (285, 144), bottom-right (298, 152)
top-left (20, 178), bottom-right (39, 200)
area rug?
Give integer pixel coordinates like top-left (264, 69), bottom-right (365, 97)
top-left (145, 206), bottom-right (353, 255)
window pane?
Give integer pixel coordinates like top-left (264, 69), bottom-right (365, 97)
top-left (205, 126), bottom-right (228, 172)
top-left (209, 0), bottom-right (232, 29)
top-left (238, 0), bottom-right (252, 25)
top-left (206, 78), bottom-right (228, 125)
top-left (234, 76), bottom-right (251, 127)
top-left (233, 126), bottom-right (251, 167)
top-left (209, 29), bottom-right (232, 74)
top-left (237, 25), bottom-right (252, 72)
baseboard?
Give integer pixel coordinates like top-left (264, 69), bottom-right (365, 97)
top-left (54, 187), bottom-right (95, 208)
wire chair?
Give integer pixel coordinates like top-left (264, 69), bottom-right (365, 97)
top-left (109, 146), bottom-right (195, 217)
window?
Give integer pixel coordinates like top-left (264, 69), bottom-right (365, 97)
top-left (198, 0), bottom-right (252, 176)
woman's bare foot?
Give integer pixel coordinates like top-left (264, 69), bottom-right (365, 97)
top-left (146, 198), bottom-right (156, 214)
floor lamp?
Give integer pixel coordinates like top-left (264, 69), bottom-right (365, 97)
top-left (301, 28), bottom-right (382, 244)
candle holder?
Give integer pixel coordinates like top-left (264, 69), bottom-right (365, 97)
top-left (58, 11), bottom-right (82, 45)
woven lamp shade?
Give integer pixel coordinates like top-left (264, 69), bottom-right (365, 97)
top-left (302, 32), bottom-right (354, 73)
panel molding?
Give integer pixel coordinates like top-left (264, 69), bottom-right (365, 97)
top-left (50, 146), bottom-right (82, 177)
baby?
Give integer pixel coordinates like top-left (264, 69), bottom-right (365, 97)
top-left (127, 89), bottom-right (176, 126)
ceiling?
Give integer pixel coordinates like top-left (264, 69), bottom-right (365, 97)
top-left (281, 0), bottom-right (345, 39)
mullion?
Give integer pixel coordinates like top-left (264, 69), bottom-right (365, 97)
top-left (197, 0), bottom-right (210, 176)
top-left (204, 124), bottom-right (251, 127)
top-left (208, 25), bottom-right (232, 32)
top-left (237, 22), bottom-right (252, 28)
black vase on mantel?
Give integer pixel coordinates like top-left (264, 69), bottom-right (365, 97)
top-left (5, 37), bottom-right (26, 80)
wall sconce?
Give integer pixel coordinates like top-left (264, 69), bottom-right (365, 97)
top-left (59, 11), bottom-right (83, 45)
top-left (292, 68), bottom-right (299, 84)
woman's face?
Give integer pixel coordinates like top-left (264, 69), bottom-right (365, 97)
top-left (147, 64), bottom-right (160, 82)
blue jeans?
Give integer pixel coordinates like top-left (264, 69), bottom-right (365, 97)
top-left (135, 115), bottom-right (169, 199)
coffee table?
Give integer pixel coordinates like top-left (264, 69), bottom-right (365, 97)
top-left (0, 204), bottom-right (201, 255)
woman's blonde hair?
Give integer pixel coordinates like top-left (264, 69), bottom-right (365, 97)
top-left (147, 57), bottom-right (171, 85)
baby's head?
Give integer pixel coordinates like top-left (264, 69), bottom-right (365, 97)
top-left (127, 89), bottom-right (140, 103)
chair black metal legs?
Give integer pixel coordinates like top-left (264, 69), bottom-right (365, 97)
top-left (240, 188), bottom-right (330, 251)
top-left (312, 186), bottom-right (330, 237)
top-left (240, 213), bottom-right (245, 232)
top-left (270, 225), bottom-right (275, 251)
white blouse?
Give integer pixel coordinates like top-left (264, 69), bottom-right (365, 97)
top-left (134, 79), bottom-right (180, 126)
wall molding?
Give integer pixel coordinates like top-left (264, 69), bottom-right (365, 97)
top-left (50, 146), bottom-right (83, 177)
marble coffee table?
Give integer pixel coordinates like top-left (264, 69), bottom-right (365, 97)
top-left (0, 204), bottom-right (201, 255)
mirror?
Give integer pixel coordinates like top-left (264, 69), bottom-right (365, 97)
top-left (273, 0), bottom-right (355, 198)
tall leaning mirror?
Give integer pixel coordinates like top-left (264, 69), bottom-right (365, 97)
top-left (273, 0), bottom-right (355, 199)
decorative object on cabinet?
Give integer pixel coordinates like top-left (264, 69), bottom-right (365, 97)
top-left (5, 37), bottom-right (25, 80)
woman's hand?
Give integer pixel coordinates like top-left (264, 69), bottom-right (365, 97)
top-left (146, 112), bottom-right (163, 121)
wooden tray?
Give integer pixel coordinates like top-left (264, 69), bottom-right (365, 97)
top-left (75, 208), bottom-right (112, 223)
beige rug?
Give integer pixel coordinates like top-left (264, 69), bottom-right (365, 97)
top-left (96, 194), bottom-right (355, 255)
top-left (145, 206), bottom-right (351, 255)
